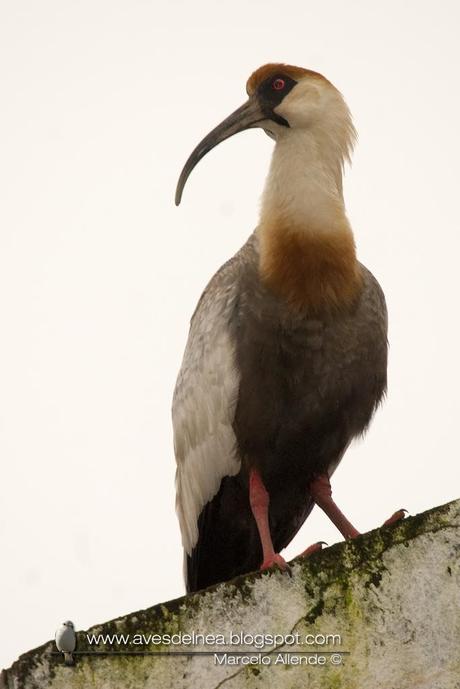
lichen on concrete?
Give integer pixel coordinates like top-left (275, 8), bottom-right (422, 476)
top-left (2, 499), bottom-right (460, 689)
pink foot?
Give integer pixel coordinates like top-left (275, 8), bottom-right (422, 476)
top-left (299, 541), bottom-right (327, 558)
top-left (383, 509), bottom-right (407, 526)
top-left (260, 553), bottom-right (291, 574)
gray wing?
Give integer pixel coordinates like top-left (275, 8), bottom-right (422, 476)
top-left (55, 627), bottom-right (76, 653)
top-left (172, 254), bottom-right (245, 556)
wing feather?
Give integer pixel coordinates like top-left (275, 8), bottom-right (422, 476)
top-left (172, 263), bottom-right (241, 555)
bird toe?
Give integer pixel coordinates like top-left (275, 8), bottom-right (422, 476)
top-left (383, 509), bottom-right (408, 526)
top-left (299, 541), bottom-right (327, 558)
top-left (260, 553), bottom-right (291, 575)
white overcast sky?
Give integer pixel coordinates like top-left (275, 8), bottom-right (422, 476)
top-left (1, 0), bottom-right (459, 671)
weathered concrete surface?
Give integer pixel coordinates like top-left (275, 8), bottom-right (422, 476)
top-left (2, 499), bottom-right (460, 689)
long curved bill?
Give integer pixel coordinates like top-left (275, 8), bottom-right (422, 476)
top-left (175, 97), bottom-right (266, 206)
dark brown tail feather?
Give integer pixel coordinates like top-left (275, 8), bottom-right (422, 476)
top-left (186, 473), bottom-right (314, 593)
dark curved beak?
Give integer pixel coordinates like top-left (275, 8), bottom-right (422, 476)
top-left (175, 97), bottom-right (267, 206)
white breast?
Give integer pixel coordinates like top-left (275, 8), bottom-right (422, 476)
top-left (55, 626), bottom-right (76, 653)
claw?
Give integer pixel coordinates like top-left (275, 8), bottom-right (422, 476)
top-left (260, 553), bottom-right (291, 575)
top-left (383, 509), bottom-right (408, 526)
top-left (299, 541), bottom-right (327, 558)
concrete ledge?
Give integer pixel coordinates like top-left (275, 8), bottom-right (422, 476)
top-left (2, 499), bottom-right (460, 689)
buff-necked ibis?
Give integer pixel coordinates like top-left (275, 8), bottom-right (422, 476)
top-left (173, 63), bottom-right (405, 593)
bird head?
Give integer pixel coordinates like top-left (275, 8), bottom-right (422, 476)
top-left (63, 621), bottom-right (75, 629)
top-left (175, 63), bottom-right (355, 205)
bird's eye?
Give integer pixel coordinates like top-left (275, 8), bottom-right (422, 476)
top-left (272, 78), bottom-right (285, 91)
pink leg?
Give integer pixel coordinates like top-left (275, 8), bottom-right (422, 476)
top-left (309, 474), bottom-right (360, 539)
top-left (249, 469), bottom-right (289, 572)
top-left (309, 473), bottom-right (407, 540)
